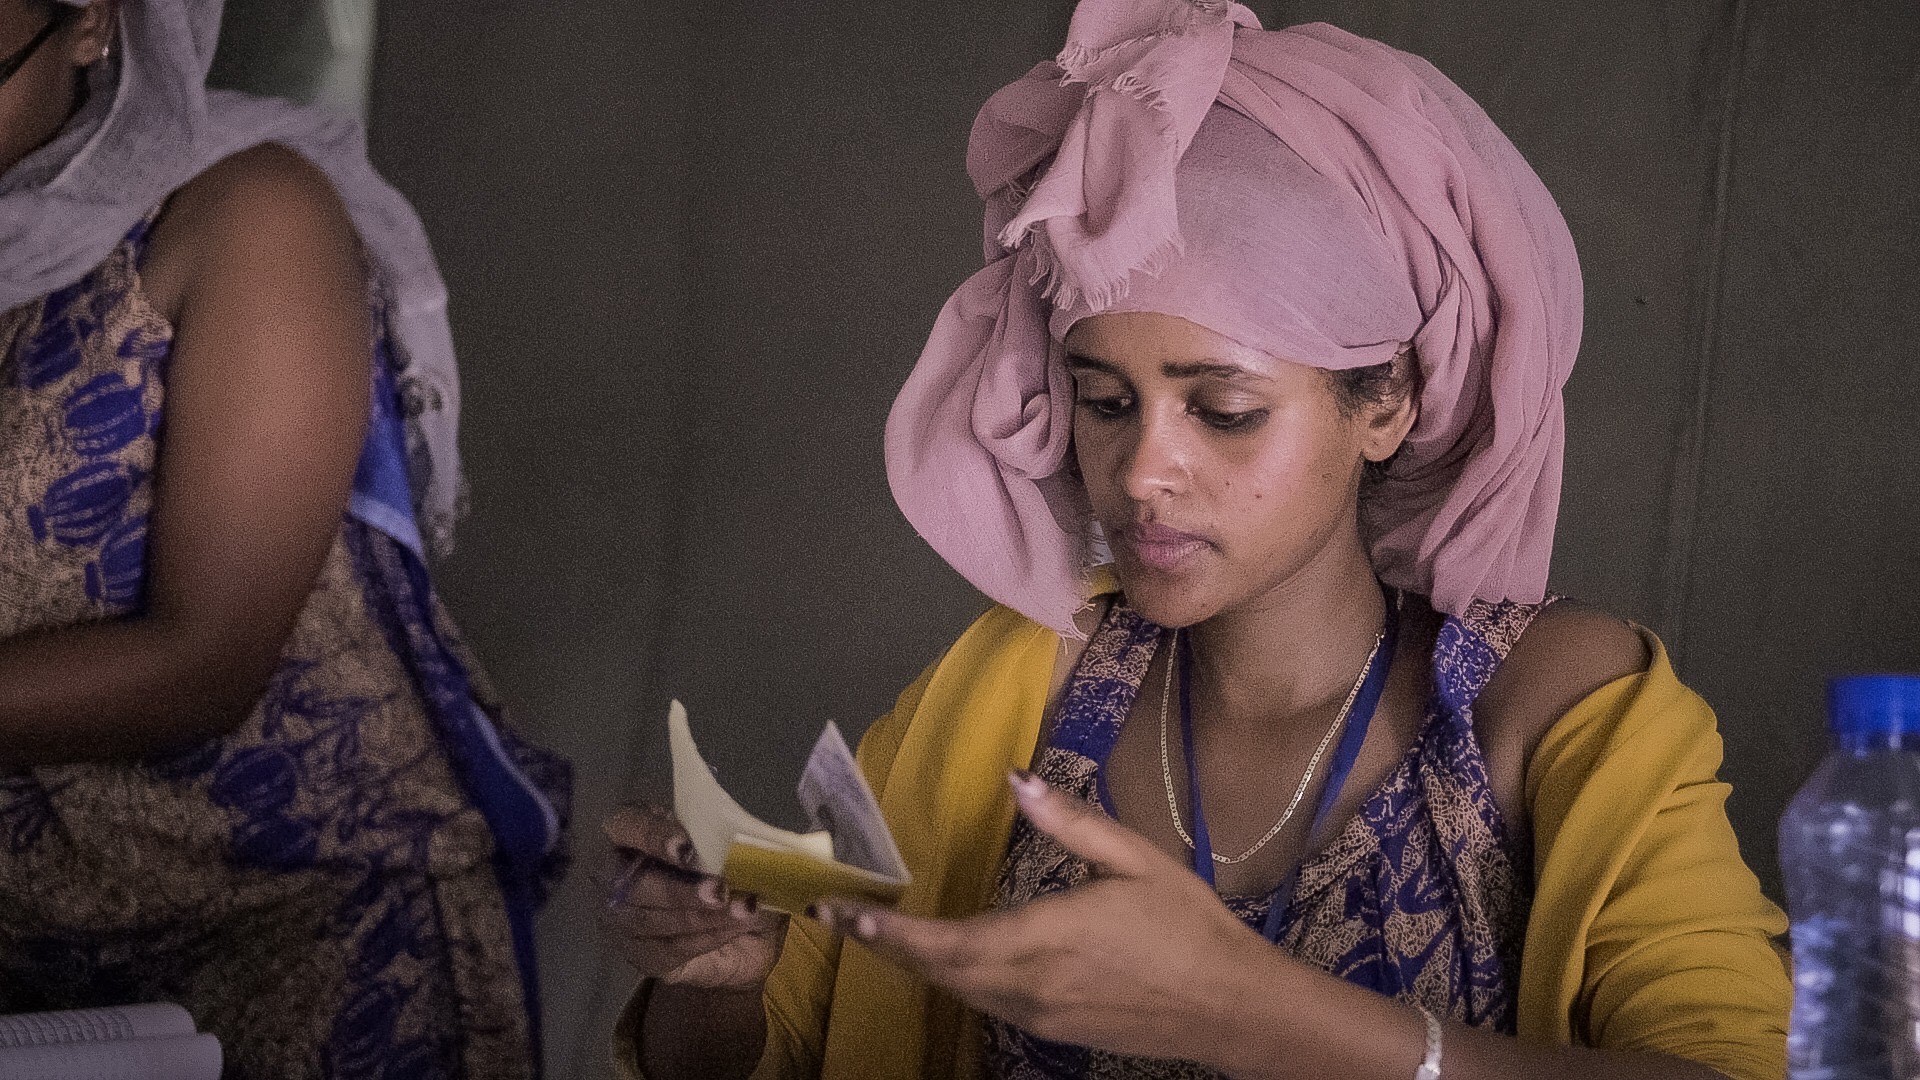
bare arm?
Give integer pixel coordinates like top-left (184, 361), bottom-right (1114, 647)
top-left (1214, 950), bottom-right (1726, 1080)
top-left (0, 143), bottom-right (369, 766)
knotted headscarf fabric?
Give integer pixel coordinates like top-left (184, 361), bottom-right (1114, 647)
top-left (886, 0), bottom-right (1581, 636)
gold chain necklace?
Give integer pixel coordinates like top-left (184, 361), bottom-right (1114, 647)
top-left (1157, 627), bottom-right (1387, 866)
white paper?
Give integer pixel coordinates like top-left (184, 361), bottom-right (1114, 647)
top-left (0, 1033), bottom-right (221, 1080)
top-left (0, 1004), bottom-right (195, 1049)
top-left (668, 700), bottom-right (835, 875)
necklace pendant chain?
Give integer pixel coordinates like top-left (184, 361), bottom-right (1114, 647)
top-left (1157, 626), bottom-right (1387, 866)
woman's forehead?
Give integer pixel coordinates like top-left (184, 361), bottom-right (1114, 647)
top-left (1063, 312), bottom-right (1313, 382)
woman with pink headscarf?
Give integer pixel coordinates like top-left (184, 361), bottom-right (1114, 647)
top-left (604, 3), bottom-right (1789, 1078)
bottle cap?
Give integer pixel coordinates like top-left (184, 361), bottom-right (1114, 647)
top-left (1830, 675), bottom-right (1920, 740)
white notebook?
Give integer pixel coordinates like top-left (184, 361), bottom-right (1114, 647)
top-left (0, 1003), bottom-right (221, 1080)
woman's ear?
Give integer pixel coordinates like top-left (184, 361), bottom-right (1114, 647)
top-left (1360, 347), bottom-right (1420, 466)
top-left (62, 0), bottom-right (119, 68)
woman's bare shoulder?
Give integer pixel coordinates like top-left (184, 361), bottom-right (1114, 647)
top-left (1474, 601), bottom-right (1651, 798)
top-left (141, 142), bottom-right (358, 320)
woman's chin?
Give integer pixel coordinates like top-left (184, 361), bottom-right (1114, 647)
top-left (1109, 563), bottom-right (1222, 630)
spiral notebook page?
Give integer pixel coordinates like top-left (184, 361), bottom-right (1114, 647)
top-left (0, 1003), bottom-right (195, 1048)
top-left (0, 1004), bottom-right (220, 1080)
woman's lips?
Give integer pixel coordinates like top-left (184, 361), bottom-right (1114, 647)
top-left (1118, 522), bottom-right (1211, 572)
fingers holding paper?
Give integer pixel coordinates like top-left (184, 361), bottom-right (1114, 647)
top-left (604, 801), bottom-right (699, 866)
top-left (601, 802), bottom-right (787, 989)
top-left (812, 772), bottom-right (1273, 1062)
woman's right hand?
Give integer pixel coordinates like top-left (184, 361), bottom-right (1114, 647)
top-left (601, 804), bottom-right (787, 989)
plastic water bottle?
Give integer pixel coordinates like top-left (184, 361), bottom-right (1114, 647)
top-left (1782, 675), bottom-right (1920, 1079)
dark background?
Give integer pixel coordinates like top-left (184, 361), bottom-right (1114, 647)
top-left (214, 1), bottom-right (1920, 1075)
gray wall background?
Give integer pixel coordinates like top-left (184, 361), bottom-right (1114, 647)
top-left (215, 0), bottom-right (1919, 1075)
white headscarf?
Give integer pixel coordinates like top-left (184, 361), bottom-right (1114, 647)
top-left (1, 0), bottom-right (464, 552)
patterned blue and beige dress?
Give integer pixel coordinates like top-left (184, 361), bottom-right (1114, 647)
top-left (989, 596), bottom-right (1548, 1079)
top-left (0, 220), bottom-right (570, 1079)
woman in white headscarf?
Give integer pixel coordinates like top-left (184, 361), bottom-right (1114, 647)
top-left (0, 2), bottom-right (569, 1076)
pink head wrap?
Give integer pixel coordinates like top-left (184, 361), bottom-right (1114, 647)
top-left (885, 1), bottom-right (1582, 636)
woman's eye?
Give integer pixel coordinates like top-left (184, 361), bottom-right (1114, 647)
top-left (1077, 396), bottom-right (1134, 419)
top-left (1193, 406), bottom-right (1268, 432)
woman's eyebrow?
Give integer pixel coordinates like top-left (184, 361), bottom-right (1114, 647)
top-left (1064, 353), bottom-right (1120, 374)
top-left (1159, 359), bottom-right (1265, 381)
top-left (1064, 353), bottom-right (1266, 381)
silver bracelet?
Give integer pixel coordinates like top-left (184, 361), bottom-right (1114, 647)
top-left (1412, 1004), bottom-right (1443, 1080)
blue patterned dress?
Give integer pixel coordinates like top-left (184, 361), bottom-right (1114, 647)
top-left (0, 221), bottom-right (571, 1079)
top-left (988, 596), bottom-right (1546, 1079)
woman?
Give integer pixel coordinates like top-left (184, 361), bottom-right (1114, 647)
top-left (0, 1), bottom-right (569, 1076)
top-left (604, 4), bottom-right (1788, 1079)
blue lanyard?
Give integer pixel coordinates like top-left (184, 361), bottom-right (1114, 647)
top-left (1178, 593), bottom-right (1400, 942)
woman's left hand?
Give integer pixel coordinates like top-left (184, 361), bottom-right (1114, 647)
top-left (813, 770), bottom-right (1281, 1065)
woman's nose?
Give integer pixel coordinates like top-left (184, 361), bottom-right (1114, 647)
top-left (1118, 413), bottom-right (1189, 503)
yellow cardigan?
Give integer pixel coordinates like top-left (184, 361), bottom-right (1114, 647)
top-left (617, 604), bottom-right (1790, 1080)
